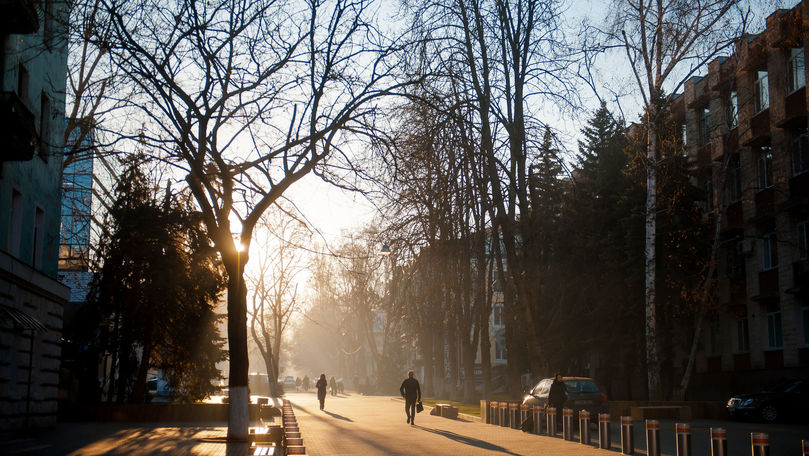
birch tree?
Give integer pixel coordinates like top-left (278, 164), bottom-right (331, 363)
top-left (609, 0), bottom-right (745, 399)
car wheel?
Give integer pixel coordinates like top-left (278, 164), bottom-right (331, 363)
top-left (760, 404), bottom-right (778, 423)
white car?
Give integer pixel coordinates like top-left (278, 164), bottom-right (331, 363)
top-left (283, 376), bottom-right (296, 391)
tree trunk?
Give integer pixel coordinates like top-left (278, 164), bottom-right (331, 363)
top-left (227, 272), bottom-right (249, 441)
top-left (131, 341), bottom-right (153, 403)
top-left (645, 117), bottom-right (661, 400)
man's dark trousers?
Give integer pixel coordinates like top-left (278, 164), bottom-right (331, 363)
top-left (405, 398), bottom-right (417, 423)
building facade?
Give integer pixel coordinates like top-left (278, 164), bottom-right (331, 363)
top-left (0, 1), bottom-right (70, 429)
top-left (677, 2), bottom-right (809, 398)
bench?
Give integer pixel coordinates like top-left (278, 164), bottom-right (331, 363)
top-left (249, 426), bottom-right (283, 445)
top-left (251, 445), bottom-right (275, 455)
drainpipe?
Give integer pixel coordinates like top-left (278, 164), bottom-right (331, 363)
top-left (25, 328), bottom-right (35, 429)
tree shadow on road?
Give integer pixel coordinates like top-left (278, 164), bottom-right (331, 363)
top-left (323, 410), bottom-right (353, 422)
top-left (413, 425), bottom-right (521, 455)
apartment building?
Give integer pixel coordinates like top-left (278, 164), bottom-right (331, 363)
top-left (0, 1), bottom-right (70, 429)
top-left (676, 2), bottom-right (809, 398)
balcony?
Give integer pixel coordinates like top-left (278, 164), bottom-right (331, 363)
top-left (745, 109), bottom-right (770, 147)
top-left (752, 268), bottom-right (779, 302)
top-left (777, 87), bottom-right (807, 130)
top-left (780, 173), bottom-right (809, 212)
top-left (786, 259), bottom-right (809, 301)
top-left (0, 91), bottom-right (36, 161)
top-left (0, 0), bottom-right (39, 35)
top-left (770, 8), bottom-right (802, 48)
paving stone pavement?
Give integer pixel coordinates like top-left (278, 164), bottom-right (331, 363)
top-left (286, 392), bottom-right (616, 456)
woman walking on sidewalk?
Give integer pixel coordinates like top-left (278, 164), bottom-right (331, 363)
top-left (316, 374), bottom-right (328, 410)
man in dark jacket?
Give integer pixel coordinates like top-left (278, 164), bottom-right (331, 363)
top-left (399, 370), bottom-right (421, 425)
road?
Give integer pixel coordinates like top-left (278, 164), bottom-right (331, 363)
top-left (286, 391), bottom-right (612, 455)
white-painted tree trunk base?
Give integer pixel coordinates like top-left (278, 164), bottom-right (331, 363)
top-left (227, 386), bottom-right (249, 441)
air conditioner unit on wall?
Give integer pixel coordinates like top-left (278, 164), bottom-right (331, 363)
top-left (741, 239), bottom-right (754, 255)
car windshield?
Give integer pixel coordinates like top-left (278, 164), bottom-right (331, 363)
top-left (563, 380), bottom-right (599, 393)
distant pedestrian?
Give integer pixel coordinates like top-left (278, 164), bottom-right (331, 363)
top-left (302, 375), bottom-right (310, 391)
top-left (316, 374), bottom-right (328, 410)
top-left (329, 376), bottom-right (337, 396)
top-left (295, 376), bottom-right (302, 391)
top-left (399, 370), bottom-right (421, 425)
top-left (548, 373), bottom-right (568, 412)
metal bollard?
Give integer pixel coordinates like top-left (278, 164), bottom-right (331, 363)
top-left (547, 407), bottom-right (557, 436)
top-left (646, 419), bottom-right (661, 456)
top-left (621, 416), bottom-right (634, 455)
top-left (675, 423), bottom-right (691, 456)
top-left (599, 413), bottom-right (611, 449)
top-left (510, 403), bottom-right (519, 429)
top-left (533, 405), bottom-right (543, 434)
top-left (710, 428), bottom-right (727, 456)
top-left (482, 400), bottom-right (490, 424)
top-left (500, 402), bottom-right (508, 427)
top-left (579, 410), bottom-right (591, 445)
top-left (803, 440), bottom-right (809, 456)
top-left (751, 432), bottom-right (770, 456)
top-left (563, 408), bottom-right (574, 441)
top-left (490, 401), bottom-right (498, 425)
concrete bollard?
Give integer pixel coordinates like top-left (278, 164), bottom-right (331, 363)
top-left (547, 407), bottom-right (557, 436)
top-left (598, 413), bottom-right (611, 450)
top-left (802, 440), bottom-right (809, 456)
top-left (675, 423), bottom-right (691, 456)
top-left (510, 403), bottom-right (519, 429)
top-left (751, 432), bottom-right (770, 456)
top-left (621, 416), bottom-right (634, 455)
top-left (710, 428), bottom-right (727, 456)
top-left (563, 408), bottom-right (574, 441)
top-left (533, 405), bottom-right (543, 435)
top-left (579, 410), bottom-right (591, 445)
top-left (646, 419), bottom-right (661, 456)
top-left (490, 401), bottom-right (498, 425)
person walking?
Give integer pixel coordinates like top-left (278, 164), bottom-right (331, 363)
top-left (399, 370), bottom-right (421, 425)
top-left (302, 375), bottom-right (310, 391)
top-left (547, 373), bottom-right (567, 435)
top-left (316, 374), bottom-right (328, 410)
top-left (329, 376), bottom-right (337, 396)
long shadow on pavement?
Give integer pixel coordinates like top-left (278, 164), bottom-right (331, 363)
top-left (413, 425), bottom-right (522, 455)
top-left (323, 410), bottom-right (353, 422)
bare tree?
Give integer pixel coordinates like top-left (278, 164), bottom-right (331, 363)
top-left (99, 0), bottom-right (415, 438)
top-left (247, 205), bottom-right (310, 397)
top-left (608, 0), bottom-right (746, 399)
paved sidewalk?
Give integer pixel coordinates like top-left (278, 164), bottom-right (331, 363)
top-left (287, 392), bottom-right (615, 456)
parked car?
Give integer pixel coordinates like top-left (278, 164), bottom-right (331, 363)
top-left (727, 379), bottom-right (809, 423)
top-left (522, 376), bottom-right (608, 415)
top-left (283, 376), bottom-right (296, 391)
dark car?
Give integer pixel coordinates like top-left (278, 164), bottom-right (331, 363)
top-left (521, 376), bottom-right (608, 415)
top-left (727, 379), bottom-right (809, 423)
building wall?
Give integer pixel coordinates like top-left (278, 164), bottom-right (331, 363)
top-left (677, 2), bottom-right (809, 398)
top-left (0, 1), bottom-right (71, 429)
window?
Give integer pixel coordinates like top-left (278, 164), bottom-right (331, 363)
top-left (757, 147), bottom-right (773, 189)
top-left (681, 124), bottom-right (688, 146)
top-left (762, 232), bottom-right (778, 271)
top-left (789, 48), bottom-right (805, 93)
top-left (793, 129), bottom-right (809, 175)
top-left (491, 269), bottom-right (504, 292)
top-left (17, 64), bottom-right (29, 103)
top-left (766, 303), bottom-right (783, 349)
top-left (8, 190), bottom-right (23, 257)
top-left (39, 92), bottom-right (50, 161)
top-left (700, 108), bottom-right (711, 146)
top-left (33, 207), bottom-right (44, 269)
top-left (736, 317), bottom-right (750, 352)
top-left (728, 91), bottom-right (738, 128)
top-left (708, 318), bottom-right (721, 355)
top-left (43, 0), bottom-right (53, 48)
top-left (754, 70), bottom-right (770, 113)
top-left (493, 304), bottom-right (503, 327)
top-left (728, 154), bottom-right (742, 202)
top-left (803, 306), bottom-right (809, 345)
top-left (495, 334), bottom-right (507, 361)
top-left (799, 220), bottom-right (809, 260)
top-left (704, 179), bottom-right (714, 212)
